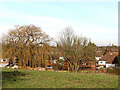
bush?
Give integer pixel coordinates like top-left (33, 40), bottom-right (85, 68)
top-left (106, 67), bottom-right (120, 75)
top-left (53, 62), bottom-right (62, 71)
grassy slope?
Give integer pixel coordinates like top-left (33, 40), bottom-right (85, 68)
top-left (2, 68), bottom-right (118, 88)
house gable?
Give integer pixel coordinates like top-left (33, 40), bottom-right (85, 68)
top-left (99, 52), bottom-right (118, 64)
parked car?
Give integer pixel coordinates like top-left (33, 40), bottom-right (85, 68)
top-left (46, 65), bottom-right (53, 69)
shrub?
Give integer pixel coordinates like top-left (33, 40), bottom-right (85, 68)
top-left (106, 67), bottom-right (120, 75)
top-left (53, 62), bottom-right (62, 71)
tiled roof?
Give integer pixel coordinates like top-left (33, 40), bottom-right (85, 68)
top-left (106, 46), bottom-right (119, 52)
top-left (99, 52), bottom-right (118, 64)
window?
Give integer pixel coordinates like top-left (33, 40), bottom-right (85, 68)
top-left (3, 59), bottom-right (6, 62)
top-left (100, 61), bottom-right (103, 63)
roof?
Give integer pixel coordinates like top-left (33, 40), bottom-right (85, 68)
top-left (95, 51), bottom-right (103, 57)
top-left (99, 52), bottom-right (118, 64)
top-left (106, 46), bottom-right (118, 52)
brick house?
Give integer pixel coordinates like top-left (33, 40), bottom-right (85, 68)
top-left (0, 58), bottom-right (9, 67)
top-left (97, 52), bottom-right (118, 69)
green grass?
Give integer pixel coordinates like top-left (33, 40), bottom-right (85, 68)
top-left (2, 68), bottom-right (119, 88)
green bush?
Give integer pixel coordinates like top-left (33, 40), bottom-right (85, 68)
top-left (106, 67), bottom-right (120, 75)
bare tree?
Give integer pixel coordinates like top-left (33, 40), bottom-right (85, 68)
top-left (57, 27), bottom-right (96, 73)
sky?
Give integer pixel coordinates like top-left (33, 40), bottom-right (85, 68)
top-left (0, 0), bottom-right (118, 46)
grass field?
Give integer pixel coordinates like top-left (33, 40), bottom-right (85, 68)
top-left (2, 68), bottom-right (119, 88)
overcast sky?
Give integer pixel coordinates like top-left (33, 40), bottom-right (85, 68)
top-left (0, 0), bottom-right (118, 46)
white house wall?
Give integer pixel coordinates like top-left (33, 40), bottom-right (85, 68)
top-left (98, 61), bottom-right (106, 65)
top-left (59, 57), bottom-right (64, 60)
top-left (106, 64), bottom-right (115, 68)
top-left (1, 59), bottom-right (3, 62)
top-left (95, 57), bottom-right (102, 61)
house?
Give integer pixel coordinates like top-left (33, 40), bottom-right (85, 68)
top-left (59, 57), bottom-right (64, 60)
top-left (62, 60), bottom-right (68, 70)
top-left (0, 58), bottom-right (19, 68)
top-left (106, 46), bottom-right (118, 52)
top-left (0, 58), bottom-right (9, 67)
top-left (95, 51), bottom-right (103, 61)
top-left (97, 52), bottom-right (118, 69)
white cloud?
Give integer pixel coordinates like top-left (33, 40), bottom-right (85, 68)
top-left (0, 9), bottom-right (118, 46)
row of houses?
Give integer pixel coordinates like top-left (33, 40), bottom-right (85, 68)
top-left (60, 46), bottom-right (119, 70)
top-left (0, 46), bottom-right (119, 70)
